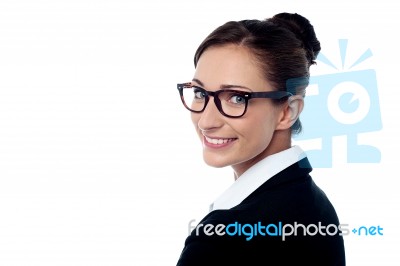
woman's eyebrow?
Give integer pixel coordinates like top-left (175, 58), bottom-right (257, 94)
top-left (192, 78), bottom-right (204, 86)
top-left (192, 78), bottom-right (252, 91)
top-left (220, 84), bottom-right (252, 91)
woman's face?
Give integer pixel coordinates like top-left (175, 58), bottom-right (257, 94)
top-left (191, 44), bottom-right (288, 177)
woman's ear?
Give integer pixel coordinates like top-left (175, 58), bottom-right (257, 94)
top-left (276, 95), bottom-right (304, 130)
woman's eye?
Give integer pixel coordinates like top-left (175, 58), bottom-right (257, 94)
top-left (230, 95), bottom-right (246, 104)
top-left (194, 90), bottom-right (206, 99)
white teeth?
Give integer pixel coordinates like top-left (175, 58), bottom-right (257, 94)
top-left (205, 137), bottom-right (235, 145)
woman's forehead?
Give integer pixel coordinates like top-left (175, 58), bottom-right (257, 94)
top-left (193, 44), bottom-right (270, 90)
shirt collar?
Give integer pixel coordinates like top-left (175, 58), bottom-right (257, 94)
top-left (209, 145), bottom-right (306, 212)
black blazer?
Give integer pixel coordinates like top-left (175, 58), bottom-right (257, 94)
top-left (176, 158), bottom-right (345, 265)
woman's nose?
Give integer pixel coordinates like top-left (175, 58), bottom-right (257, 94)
top-left (196, 98), bottom-right (224, 131)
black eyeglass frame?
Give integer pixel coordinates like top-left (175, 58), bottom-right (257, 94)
top-left (177, 82), bottom-right (293, 118)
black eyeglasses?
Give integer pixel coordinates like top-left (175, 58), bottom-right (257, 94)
top-left (177, 82), bottom-right (292, 118)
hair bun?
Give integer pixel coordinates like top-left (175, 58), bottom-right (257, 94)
top-left (270, 12), bottom-right (321, 65)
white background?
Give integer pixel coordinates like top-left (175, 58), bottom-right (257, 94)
top-left (0, 0), bottom-right (399, 265)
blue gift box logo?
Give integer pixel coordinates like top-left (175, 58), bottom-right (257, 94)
top-left (293, 39), bottom-right (382, 167)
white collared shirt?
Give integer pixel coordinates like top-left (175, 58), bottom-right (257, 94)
top-left (209, 146), bottom-right (306, 212)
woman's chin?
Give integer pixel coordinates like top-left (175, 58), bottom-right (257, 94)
top-left (203, 154), bottom-right (231, 168)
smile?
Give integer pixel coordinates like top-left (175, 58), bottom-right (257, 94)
top-left (205, 136), bottom-right (236, 144)
top-left (203, 135), bottom-right (238, 149)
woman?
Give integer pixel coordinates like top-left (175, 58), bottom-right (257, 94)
top-left (176, 12), bottom-right (345, 265)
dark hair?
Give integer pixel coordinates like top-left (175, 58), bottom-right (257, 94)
top-left (193, 13), bottom-right (321, 134)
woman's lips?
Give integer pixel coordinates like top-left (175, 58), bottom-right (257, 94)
top-left (203, 136), bottom-right (237, 148)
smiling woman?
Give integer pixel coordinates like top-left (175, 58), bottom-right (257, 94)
top-left (175, 13), bottom-right (345, 266)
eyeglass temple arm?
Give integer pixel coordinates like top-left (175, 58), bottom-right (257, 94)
top-left (250, 91), bottom-right (293, 99)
